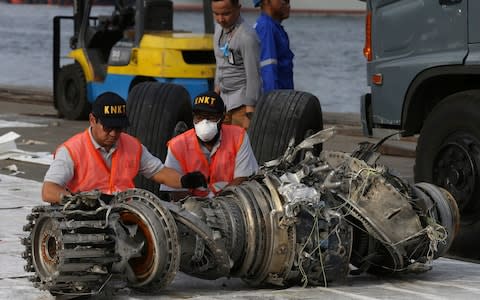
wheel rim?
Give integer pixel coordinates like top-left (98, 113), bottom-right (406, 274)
top-left (414, 183), bottom-right (460, 258)
top-left (112, 189), bottom-right (180, 290)
top-left (433, 133), bottom-right (480, 215)
top-left (32, 217), bottom-right (62, 280)
top-left (119, 211), bottom-right (158, 283)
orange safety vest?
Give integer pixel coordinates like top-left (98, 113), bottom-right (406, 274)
top-left (62, 129), bottom-right (142, 194)
top-left (168, 125), bottom-right (245, 196)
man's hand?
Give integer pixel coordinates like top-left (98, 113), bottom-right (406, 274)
top-left (181, 171), bottom-right (207, 189)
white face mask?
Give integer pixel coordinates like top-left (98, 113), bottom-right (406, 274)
top-left (194, 119), bottom-right (219, 142)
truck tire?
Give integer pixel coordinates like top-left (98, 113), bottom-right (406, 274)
top-left (248, 90), bottom-right (323, 164)
top-left (414, 90), bottom-right (480, 224)
top-left (126, 82), bottom-right (192, 195)
top-left (56, 63), bottom-right (90, 120)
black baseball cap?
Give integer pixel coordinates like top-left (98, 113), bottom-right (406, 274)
top-left (92, 92), bottom-right (129, 128)
top-left (192, 91), bottom-right (226, 114)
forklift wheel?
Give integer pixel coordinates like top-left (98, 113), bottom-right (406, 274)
top-left (56, 63), bottom-right (90, 120)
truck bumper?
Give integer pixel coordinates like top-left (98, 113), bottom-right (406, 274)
top-left (360, 93), bottom-right (373, 137)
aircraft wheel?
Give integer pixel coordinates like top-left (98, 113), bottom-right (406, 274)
top-left (127, 82), bottom-right (192, 196)
top-left (248, 90), bottom-right (323, 164)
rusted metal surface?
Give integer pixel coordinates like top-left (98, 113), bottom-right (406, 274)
top-left (22, 129), bottom-right (459, 297)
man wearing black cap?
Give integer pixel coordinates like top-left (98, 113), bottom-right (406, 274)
top-left (161, 91), bottom-right (258, 199)
top-left (42, 92), bottom-right (207, 204)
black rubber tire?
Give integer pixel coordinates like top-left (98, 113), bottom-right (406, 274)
top-left (56, 63), bottom-right (90, 120)
top-left (248, 90), bottom-right (323, 164)
top-left (126, 82), bottom-right (193, 195)
top-left (413, 183), bottom-right (460, 258)
top-left (414, 90), bottom-right (480, 223)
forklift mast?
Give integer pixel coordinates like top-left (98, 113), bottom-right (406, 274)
top-left (53, 0), bottom-right (215, 115)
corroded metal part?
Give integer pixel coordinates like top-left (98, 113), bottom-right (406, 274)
top-left (23, 203), bottom-right (116, 296)
top-left (160, 198), bottom-right (231, 279)
top-left (320, 151), bottom-right (423, 271)
top-left (412, 183), bottom-right (460, 259)
top-left (322, 150), bottom-right (423, 246)
top-left (111, 189), bottom-right (180, 291)
top-left (23, 189), bottom-right (181, 296)
top-left (224, 179), bottom-right (296, 286)
top-left (23, 129), bottom-right (460, 295)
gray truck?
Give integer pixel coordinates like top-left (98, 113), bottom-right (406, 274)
top-left (361, 0), bottom-right (480, 258)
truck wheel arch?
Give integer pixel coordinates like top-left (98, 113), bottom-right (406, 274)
top-left (414, 89), bottom-right (480, 222)
top-left (402, 66), bottom-right (480, 135)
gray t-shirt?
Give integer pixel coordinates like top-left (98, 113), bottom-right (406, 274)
top-left (44, 128), bottom-right (164, 187)
top-left (160, 132), bottom-right (259, 192)
top-left (214, 16), bottom-right (261, 111)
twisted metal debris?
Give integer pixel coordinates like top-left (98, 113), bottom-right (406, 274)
top-left (22, 128), bottom-right (459, 296)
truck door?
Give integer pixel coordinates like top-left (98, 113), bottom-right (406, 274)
top-left (468, 0), bottom-right (480, 44)
top-left (367, 0), bottom-right (468, 126)
top-left (466, 0), bottom-right (480, 64)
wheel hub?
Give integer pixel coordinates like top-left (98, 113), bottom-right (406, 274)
top-left (41, 232), bottom-right (58, 265)
top-left (433, 136), bottom-right (480, 213)
top-left (447, 168), bottom-right (460, 185)
top-left (119, 211), bottom-right (156, 281)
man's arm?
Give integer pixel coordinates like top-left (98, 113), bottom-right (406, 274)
top-left (233, 133), bottom-right (259, 182)
top-left (151, 167), bottom-right (207, 190)
top-left (160, 148), bottom-right (187, 192)
top-left (213, 24), bottom-right (222, 94)
top-left (42, 146), bottom-right (74, 203)
top-left (241, 26), bottom-right (262, 107)
top-left (150, 166), bottom-right (182, 188)
top-left (140, 145), bottom-right (207, 191)
top-left (42, 181), bottom-right (72, 204)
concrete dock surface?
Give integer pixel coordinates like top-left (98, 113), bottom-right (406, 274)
top-left (2, 87), bottom-right (480, 300)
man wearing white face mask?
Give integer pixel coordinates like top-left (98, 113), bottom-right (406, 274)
top-left (160, 91), bottom-right (259, 200)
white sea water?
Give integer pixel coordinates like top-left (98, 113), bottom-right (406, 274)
top-left (0, 3), bottom-right (367, 113)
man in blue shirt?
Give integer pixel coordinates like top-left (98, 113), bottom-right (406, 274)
top-left (253, 0), bottom-right (294, 93)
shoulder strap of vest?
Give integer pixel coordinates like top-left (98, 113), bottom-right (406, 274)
top-left (62, 129), bottom-right (90, 162)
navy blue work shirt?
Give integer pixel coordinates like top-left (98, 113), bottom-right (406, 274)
top-left (254, 12), bottom-right (294, 93)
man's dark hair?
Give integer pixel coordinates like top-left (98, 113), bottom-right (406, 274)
top-left (211, 0), bottom-right (240, 6)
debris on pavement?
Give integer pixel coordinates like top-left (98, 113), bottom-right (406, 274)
top-left (0, 131), bottom-right (52, 165)
top-left (20, 139), bottom-right (47, 146)
top-left (0, 120), bottom-right (47, 129)
top-left (3, 164), bottom-right (25, 176)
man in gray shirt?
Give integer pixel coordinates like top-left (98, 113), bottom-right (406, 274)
top-left (212, 0), bottom-right (261, 129)
top-left (43, 92), bottom-right (206, 204)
